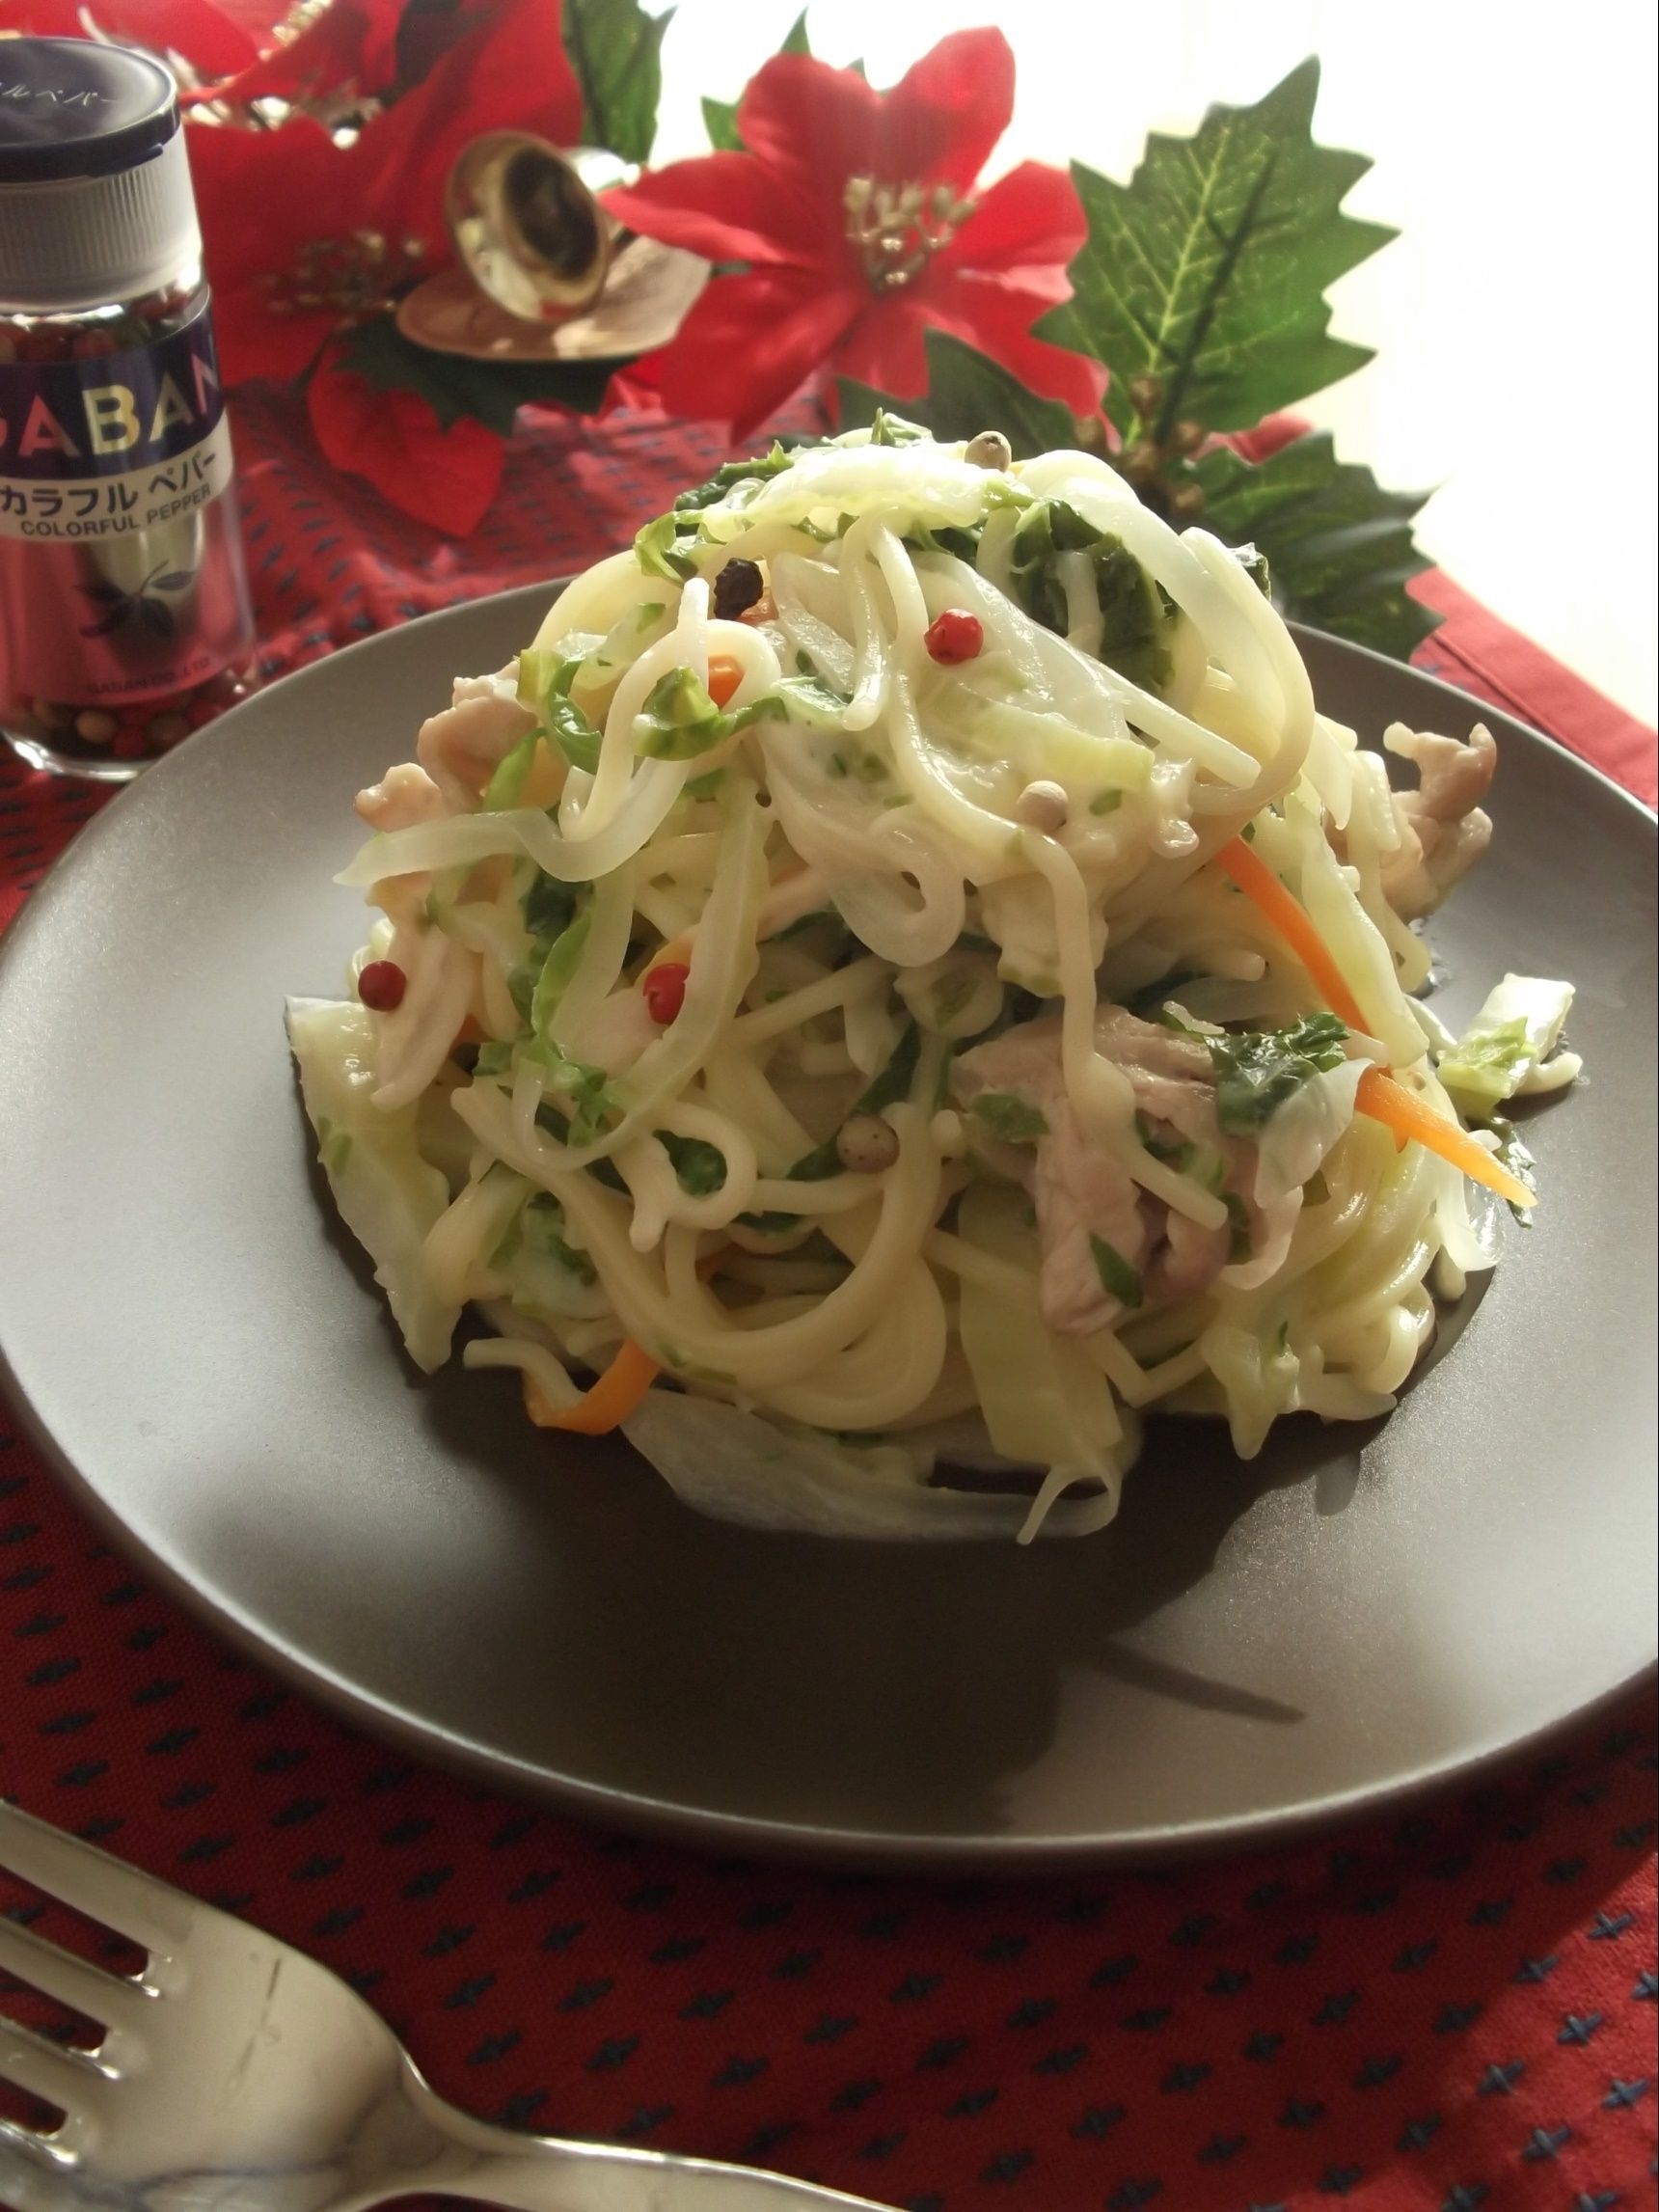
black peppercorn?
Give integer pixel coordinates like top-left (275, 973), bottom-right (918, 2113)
top-left (712, 558), bottom-right (764, 621)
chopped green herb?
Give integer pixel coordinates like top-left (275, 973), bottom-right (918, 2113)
top-left (968, 1091), bottom-right (1050, 1143)
top-left (483, 729), bottom-right (541, 810)
top-left (1189, 1145), bottom-right (1228, 1192)
top-left (634, 448), bottom-right (799, 579)
top-left (529, 1096), bottom-right (625, 1185)
top-left (1136, 1114), bottom-right (1193, 1168)
top-left (865, 409), bottom-right (928, 447)
top-left (1007, 496), bottom-right (1173, 693)
top-left (546, 693), bottom-right (604, 775)
top-left (1208, 1013), bottom-right (1349, 1133)
top-left (530, 909), bottom-right (590, 1041)
top-left (515, 645), bottom-right (567, 713)
top-left (517, 1193), bottom-right (597, 1284)
top-left (659, 1132), bottom-right (727, 1196)
top-left (635, 667), bottom-right (774, 760)
top-left (904, 520), bottom-right (991, 562)
top-left (634, 511), bottom-right (699, 581)
top-left (856, 1022), bottom-right (923, 1115)
top-left (634, 665), bottom-right (726, 759)
top-left (671, 442), bottom-right (794, 513)
top-left (730, 1207), bottom-right (803, 1237)
top-left (1090, 1235), bottom-right (1144, 1309)
top-left (1233, 543), bottom-right (1272, 598)
top-left (759, 671), bottom-right (853, 729)
top-left (524, 1040), bottom-right (617, 1146)
top-left (523, 870), bottom-right (577, 942)
top-left (473, 1041), bottom-right (514, 1079)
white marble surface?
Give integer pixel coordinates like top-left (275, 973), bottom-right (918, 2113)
top-left (655, 1), bottom-right (1658, 724)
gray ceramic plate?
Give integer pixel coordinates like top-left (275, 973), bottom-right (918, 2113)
top-left (1, 587), bottom-right (1653, 1869)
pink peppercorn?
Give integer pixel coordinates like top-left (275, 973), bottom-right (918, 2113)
top-left (642, 961), bottom-right (690, 1024)
top-left (924, 608), bottom-right (985, 665)
top-left (359, 960), bottom-right (407, 1012)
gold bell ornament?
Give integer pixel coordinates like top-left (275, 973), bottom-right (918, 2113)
top-left (396, 133), bottom-right (706, 365)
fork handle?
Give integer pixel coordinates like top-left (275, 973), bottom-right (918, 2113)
top-left (389, 2078), bottom-right (896, 2212)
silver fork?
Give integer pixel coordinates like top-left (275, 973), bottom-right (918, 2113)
top-left (0, 1801), bottom-right (894, 2211)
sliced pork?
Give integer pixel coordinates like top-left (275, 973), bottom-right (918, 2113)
top-left (955, 1005), bottom-right (1250, 1335)
top-left (1379, 722), bottom-right (1496, 920)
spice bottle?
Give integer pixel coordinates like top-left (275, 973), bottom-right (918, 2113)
top-left (0, 36), bottom-right (254, 782)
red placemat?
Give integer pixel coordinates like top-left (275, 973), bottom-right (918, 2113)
top-left (2, 388), bottom-right (1655, 2212)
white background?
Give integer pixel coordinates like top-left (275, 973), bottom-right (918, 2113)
top-left (650, 1), bottom-right (1659, 724)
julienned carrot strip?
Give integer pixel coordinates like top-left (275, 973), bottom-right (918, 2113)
top-left (529, 1337), bottom-right (661, 1435)
top-left (1356, 1067), bottom-right (1536, 1209)
top-left (706, 653), bottom-right (743, 708)
top-left (525, 1251), bottom-right (731, 1438)
top-left (1214, 834), bottom-right (1535, 1208)
top-left (1214, 835), bottom-right (1370, 1032)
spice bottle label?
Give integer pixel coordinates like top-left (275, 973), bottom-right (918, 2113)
top-left (0, 300), bottom-right (231, 543)
top-left (0, 296), bottom-right (250, 710)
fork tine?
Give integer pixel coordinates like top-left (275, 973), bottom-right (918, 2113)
top-left (0, 1913), bottom-right (152, 2029)
top-left (0, 1801), bottom-right (185, 1952)
top-left (0, 2013), bottom-right (109, 2122)
top-left (0, 2118), bottom-right (70, 2212)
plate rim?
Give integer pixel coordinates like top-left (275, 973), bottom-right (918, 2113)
top-left (1, 587), bottom-right (1654, 1870)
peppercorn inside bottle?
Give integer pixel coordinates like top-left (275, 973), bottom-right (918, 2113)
top-left (0, 39), bottom-right (255, 782)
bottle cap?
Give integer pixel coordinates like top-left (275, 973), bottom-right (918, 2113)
top-left (0, 38), bottom-right (200, 312)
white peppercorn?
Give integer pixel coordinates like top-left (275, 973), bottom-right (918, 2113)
top-left (1014, 778), bottom-right (1070, 833)
top-left (964, 429), bottom-right (1013, 472)
top-left (835, 1112), bottom-right (900, 1174)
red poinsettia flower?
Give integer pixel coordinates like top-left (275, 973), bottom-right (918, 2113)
top-left (188, 0), bottom-right (583, 389)
top-left (1223, 413), bottom-right (1312, 464)
top-left (13, 0), bottom-right (262, 78)
top-left (188, 0), bottom-right (461, 115)
top-left (180, 0), bottom-right (583, 532)
top-left (606, 30), bottom-right (1101, 438)
top-left (308, 335), bottom-right (504, 534)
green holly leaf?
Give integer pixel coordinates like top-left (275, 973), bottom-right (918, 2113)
top-left (563, 0), bottom-right (674, 166)
top-left (1188, 431), bottom-right (1440, 660)
top-left (333, 318), bottom-right (614, 439)
top-left (701, 93), bottom-right (744, 151)
top-left (838, 332), bottom-right (1078, 458)
top-left (1039, 58), bottom-right (1395, 441)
